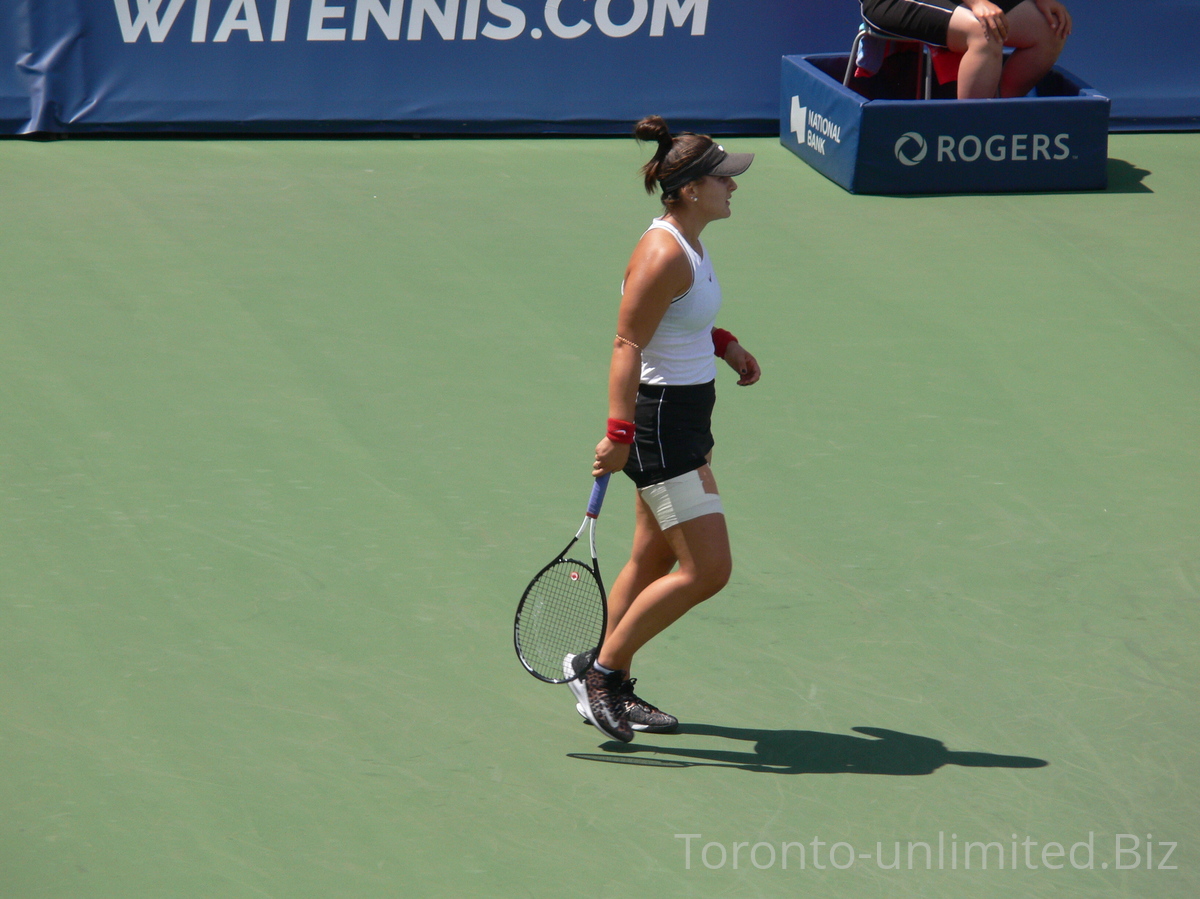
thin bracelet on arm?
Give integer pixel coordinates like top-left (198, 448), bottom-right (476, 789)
top-left (615, 334), bottom-right (642, 351)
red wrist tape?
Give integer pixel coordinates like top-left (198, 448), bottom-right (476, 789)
top-left (606, 418), bottom-right (636, 444)
top-left (711, 327), bottom-right (738, 359)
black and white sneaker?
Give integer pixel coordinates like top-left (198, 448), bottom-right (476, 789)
top-left (564, 651), bottom-right (633, 743)
top-left (574, 676), bottom-right (678, 733)
top-left (619, 678), bottom-right (679, 732)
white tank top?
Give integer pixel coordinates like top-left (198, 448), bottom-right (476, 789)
top-left (636, 218), bottom-right (721, 386)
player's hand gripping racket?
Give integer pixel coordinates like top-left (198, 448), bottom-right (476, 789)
top-left (514, 474), bottom-right (610, 683)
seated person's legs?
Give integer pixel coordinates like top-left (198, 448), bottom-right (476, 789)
top-left (946, 5), bottom-right (1005, 99)
top-left (998, 0), bottom-right (1070, 97)
top-left (865, 0), bottom-right (1069, 100)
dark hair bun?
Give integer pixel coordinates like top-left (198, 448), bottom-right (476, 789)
top-left (634, 115), bottom-right (672, 148)
top-left (636, 115), bottom-right (675, 193)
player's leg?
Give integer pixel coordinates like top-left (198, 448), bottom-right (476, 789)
top-left (574, 489), bottom-right (695, 733)
top-left (597, 489), bottom-right (731, 672)
top-left (998, 0), bottom-right (1068, 97)
top-left (568, 490), bottom-right (682, 741)
top-left (946, 6), bottom-right (1005, 99)
top-left (602, 492), bottom-right (677, 648)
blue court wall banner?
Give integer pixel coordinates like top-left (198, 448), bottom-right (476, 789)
top-left (6, 0), bottom-right (847, 134)
top-left (1, 2), bottom-right (29, 132)
top-left (1, 0), bottom-right (1197, 134)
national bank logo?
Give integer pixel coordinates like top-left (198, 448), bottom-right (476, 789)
top-left (789, 96), bottom-right (842, 156)
top-left (893, 129), bottom-right (1072, 166)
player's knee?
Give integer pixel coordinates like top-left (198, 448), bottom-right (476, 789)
top-left (969, 33), bottom-right (1004, 59)
top-left (1043, 31), bottom-right (1066, 60)
top-left (1020, 14), bottom-right (1066, 58)
top-left (694, 556), bottom-right (732, 599)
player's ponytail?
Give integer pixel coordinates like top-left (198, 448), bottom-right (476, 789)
top-left (635, 115), bottom-right (674, 194)
top-left (634, 115), bottom-right (715, 203)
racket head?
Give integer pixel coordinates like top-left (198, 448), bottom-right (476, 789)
top-left (513, 555), bottom-right (607, 684)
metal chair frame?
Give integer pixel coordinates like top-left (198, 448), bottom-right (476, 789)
top-left (844, 21), bottom-right (934, 100)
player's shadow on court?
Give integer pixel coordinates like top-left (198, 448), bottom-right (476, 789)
top-left (569, 725), bottom-right (1047, 775)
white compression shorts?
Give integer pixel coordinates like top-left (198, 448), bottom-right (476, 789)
top-left (637, 465), bottom-right (724, 530)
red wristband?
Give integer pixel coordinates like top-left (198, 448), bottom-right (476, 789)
top-left (712, 327), bottom-right (738, 359)
top-left (606, 418), bottom-right (636, 444)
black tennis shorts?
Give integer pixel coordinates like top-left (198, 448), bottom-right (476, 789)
top-left (861, 0), bottom-right (1026, 47)
top-left (624, 381), bottom-right (716, 489)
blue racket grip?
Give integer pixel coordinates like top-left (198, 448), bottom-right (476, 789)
top-left (587, 473), bottom-right (611, 518)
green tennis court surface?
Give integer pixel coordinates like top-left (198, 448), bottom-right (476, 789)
top-left (2, 133), bottom-right (1196, 898)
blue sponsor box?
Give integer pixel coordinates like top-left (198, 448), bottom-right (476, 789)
top-left (780, 54), bottom-right (1110, 194)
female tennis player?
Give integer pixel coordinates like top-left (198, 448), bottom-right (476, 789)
top-left (567, 116), bottom-right (761, 742)
top-left (860, 0), bottom-right (1072, 100)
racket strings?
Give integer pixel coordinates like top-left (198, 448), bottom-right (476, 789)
top-left (516, 559), bottom-right (605, 681)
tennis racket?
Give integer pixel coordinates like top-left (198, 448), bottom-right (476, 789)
top-left (514, 474), bottom-right (611, 684)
